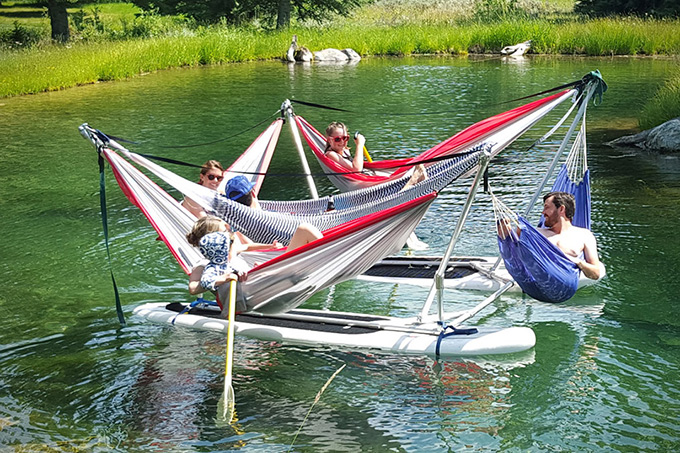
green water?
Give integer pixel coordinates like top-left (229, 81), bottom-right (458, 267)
top-left (1, 56), bottom-right (679, 451)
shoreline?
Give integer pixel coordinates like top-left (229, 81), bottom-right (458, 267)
top-left (2, 16), bottom-right (679, 100)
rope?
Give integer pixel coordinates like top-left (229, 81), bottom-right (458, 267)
top-left (100, 110), bottom-right (280, 149)
top-left (292, 77), bottom-right (582, 115)
top-left (565, 120), bottom-right (588, 183)
top-left (490, 188), bottom-right (520, 240)
top-left (105, 136), bottom-right (481, 179)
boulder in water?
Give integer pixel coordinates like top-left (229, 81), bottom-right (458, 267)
top-left (607, 117), bottom-right (680, 153)
top-left (294, 46), bottom-right (313, 62)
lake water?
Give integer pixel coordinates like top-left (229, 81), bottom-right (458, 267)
top-left (1, 55), bottom-right (679, 451)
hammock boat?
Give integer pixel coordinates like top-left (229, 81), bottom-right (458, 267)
top-left (82, 72), bottom-right (607, 357)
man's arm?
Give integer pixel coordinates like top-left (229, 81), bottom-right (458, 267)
top-left (577, 231), bottom-right (602, 280)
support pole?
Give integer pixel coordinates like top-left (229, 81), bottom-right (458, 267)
top-left (418, 151), bottom-right (491, 322)
top-left (450, 281), bottom-right (514, 328)
top-left (522, 83), bottom-right (596, 217)
top-left (282, 100), bottom-right (319, 200)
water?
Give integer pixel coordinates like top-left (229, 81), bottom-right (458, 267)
top-left (1, 55), bottom-right (679, 451)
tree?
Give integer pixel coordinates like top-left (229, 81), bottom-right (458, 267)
top-left (277, 0), bottom-right (292, 29)
top-left (575, 0), bottom-right (680, 17)
top-left (47, 0), bottom-right (70, 42)
top-left (131, 0), bottom-right (365, 29)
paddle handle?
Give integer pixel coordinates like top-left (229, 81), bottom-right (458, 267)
top-left (354, 131), bottom-right (373, 162)
top-left (223, 279), bottom-right (237, 421)
top-left (225, 280), bottom-right (237, 386)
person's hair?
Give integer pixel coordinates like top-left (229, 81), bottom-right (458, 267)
top-left (544, 191), bottom-right (575, 221)
top-left (198, 160), bottom-right (224, 184)
top-left (186, 215), bottom-right (223, 246)
top-left (233, 192), bottom-right (253, 207)
top-left (325, 122), bottom-right (348, 152)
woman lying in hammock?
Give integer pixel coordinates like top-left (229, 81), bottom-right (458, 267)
top-left (498, 191), bottom-right (602, 280)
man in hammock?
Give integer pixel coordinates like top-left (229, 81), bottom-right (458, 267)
top-left (539, 191), bottom-right (602, 280)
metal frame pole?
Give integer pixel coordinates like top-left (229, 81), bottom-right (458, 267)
top-left (281, 100), bottom-right (319, 200)
top-left (418, 151), bottom-right (491, 322)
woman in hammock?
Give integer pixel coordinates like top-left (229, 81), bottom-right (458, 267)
top-left (324, 121), bottom-right (368, 173)
top-left (324, 122), bottom-right (427, 188)
top-left (181, 160), bottom-right (225, 218)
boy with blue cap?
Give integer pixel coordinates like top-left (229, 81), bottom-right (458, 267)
top-left (225, 175), bottom-right (259, 209)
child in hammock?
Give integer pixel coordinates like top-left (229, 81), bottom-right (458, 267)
top-left (186, 216), bottom-right (280, 292)
top-left (186, 215), bottom-right (322, 294)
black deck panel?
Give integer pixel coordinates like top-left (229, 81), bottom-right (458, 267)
top-left (363, 263), bottom-right (478, 279)
top-left (165, 303), bottom-right (388, 335)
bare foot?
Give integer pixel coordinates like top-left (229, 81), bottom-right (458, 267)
top-left (412, 164), bottom-right (427, 184)
top-left (402, 164), bottom-right (427, 190)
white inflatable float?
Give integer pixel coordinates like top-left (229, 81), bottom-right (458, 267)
top-left (133, 302), bottom-right (536, 358)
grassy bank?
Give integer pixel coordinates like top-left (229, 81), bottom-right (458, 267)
top-left (640, 72), bottom-right (680, 130)
top-left (2, 1), bottom-right (680, 112)
top-left (3, 17), bottom-right (680, 98)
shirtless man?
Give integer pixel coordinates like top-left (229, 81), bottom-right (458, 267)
top-left (539, 191), bottom-right (602, 280)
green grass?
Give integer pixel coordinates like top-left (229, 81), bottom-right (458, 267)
top-left (1, 1), bottom-right (680, 102)
top-left (640, 69), bottom-right (680, 129)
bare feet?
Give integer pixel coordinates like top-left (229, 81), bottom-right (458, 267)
top-left (412, 164), bottom-right (427, 184)
top-left (403, 164), bottom-right (427, 190)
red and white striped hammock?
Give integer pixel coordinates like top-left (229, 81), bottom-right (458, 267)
top-left (295, 89), bottom-right (578, 192)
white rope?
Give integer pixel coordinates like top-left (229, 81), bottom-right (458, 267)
top-left (490, 188), bottom-right (520, 241)
top-left (565, 117), bottom-right (588, 184)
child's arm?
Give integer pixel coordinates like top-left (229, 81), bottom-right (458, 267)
top-left (200, 265), bottom-right (237, 292)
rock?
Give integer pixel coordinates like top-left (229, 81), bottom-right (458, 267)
top-left (501, 40), bottom-right (532, 56)
top-left (286, 35), bottom-right (297, 63)
top-left (342, 48), bottom-right (361, 61)
top-left (284, 35), bottom-right (361, 64)
top-left (607, 117), bottom-right (680, 153)
top-left (313, 48), bottom-right (349, 62)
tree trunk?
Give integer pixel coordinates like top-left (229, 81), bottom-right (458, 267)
top-left (47, 0), bottom-right (70, 42)
top-left (276, 0), bottom-right (291, 30)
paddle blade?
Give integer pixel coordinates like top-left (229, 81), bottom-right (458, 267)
top-left (216, 385), bottom-right (235, 425)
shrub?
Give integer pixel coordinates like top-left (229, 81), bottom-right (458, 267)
top-left (0, 21), bottom-right (44, 48)
top-left (639, 70), bottom-right (680, 129)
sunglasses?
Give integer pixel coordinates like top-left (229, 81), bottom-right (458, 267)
top-left (331, 135), bottom-right (349, 143)
top-left (206, 174), bottom-right (223, 181)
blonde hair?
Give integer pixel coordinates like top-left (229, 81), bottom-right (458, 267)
top-left (186, 215), bottom-right (224, 247)
top-left (325, 122), bottom-right (348, 152)
top-left (198, 160), bottom-right (224, 184)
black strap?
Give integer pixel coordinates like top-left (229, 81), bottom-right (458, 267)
top-left (435, 324), bottom-right (479, 360)
top-left (98, 151), bottom-right (125, 325)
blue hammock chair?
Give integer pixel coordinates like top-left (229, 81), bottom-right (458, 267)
top-left (497, 215), bottom-right (580, 303)
top-left (494, 120), bottom-right (594, 303)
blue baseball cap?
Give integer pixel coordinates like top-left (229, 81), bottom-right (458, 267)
top-left (225, 176), bottom-right (256, 201)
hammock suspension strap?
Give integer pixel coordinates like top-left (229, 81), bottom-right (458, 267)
top-left (435, 323), bottom-right (479, 361)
